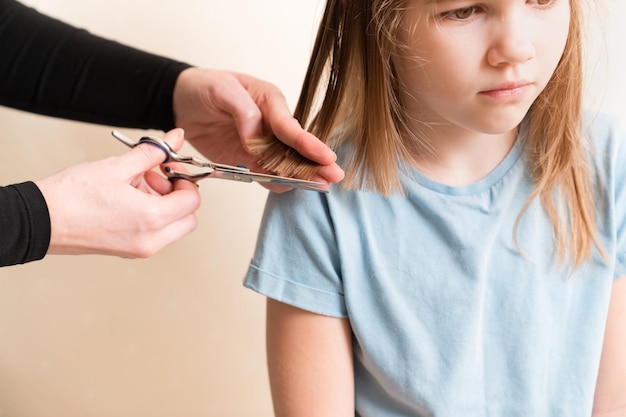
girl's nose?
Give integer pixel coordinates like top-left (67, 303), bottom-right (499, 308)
top-left (486, 17), bottom-right (536, 67)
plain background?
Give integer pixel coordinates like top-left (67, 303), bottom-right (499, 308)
top-left (0, 1), bottom-right (624, 416)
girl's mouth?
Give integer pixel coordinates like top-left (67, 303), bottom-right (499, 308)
top-left (479, 81), bottom-right (533, 103)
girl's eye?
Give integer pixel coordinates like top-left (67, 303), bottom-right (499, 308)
top-left (443, 6), bottom-right (478, 21)
top-left (527, 0), bottom-right (559, 10)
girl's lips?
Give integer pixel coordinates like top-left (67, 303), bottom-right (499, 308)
top-left (479, 81), bottom-right (533, 102)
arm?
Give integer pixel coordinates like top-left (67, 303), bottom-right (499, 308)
top-left (266, 298), bottom-right (354, 417)
top-left (593, 275), bottom-right (626, 416)
top-left (0, 1), bottom-right (343, 185)
top-left (1, 129), bottom-right (200, 267)
top-left (0, 1), bottom-right (341, 265)
top-left (0, 0), bottom-right (188, 129)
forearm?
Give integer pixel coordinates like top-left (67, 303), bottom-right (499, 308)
top-left (593, 277), bottom-right (626, 416)
top-left (592, 406), bottom-right (626, 417)
top-left (0, 0), bottom-right (190, 130)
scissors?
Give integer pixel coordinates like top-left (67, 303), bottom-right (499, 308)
top-left (111, 130), bottom-right (328, 192)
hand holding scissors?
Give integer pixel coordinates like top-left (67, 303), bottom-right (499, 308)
top-left (111, 130), bottom-right (328, 192)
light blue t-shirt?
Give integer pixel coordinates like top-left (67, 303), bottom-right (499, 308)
top-left (244, 112), bottom-right (626, 417)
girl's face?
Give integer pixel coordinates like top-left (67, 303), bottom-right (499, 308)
top-left (395, 0), bottom-right (570, 136)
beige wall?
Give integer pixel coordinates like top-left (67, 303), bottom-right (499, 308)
top-left (0, 1), bottom-right (323, 416)
top-left (0, 1), bottom-right (625, 416)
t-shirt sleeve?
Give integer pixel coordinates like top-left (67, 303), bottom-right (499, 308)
top-left (610, 117), bottom-right (626, 279)
top-left (589, 112), bottom-right (626, 280)
top-left (244, 189), bottom-right (347, 318)
top-left (0, 0), bottom-right (190, 131)
top-left (0, 181), bottom-right (51, 267)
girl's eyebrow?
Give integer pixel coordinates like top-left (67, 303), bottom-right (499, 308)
top-left (424, 0), bottom-right (458, 6)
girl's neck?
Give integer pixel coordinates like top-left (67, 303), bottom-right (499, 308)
top-left (409, 125), bottom-right (518, 187)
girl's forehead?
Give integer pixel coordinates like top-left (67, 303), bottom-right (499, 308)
top-left (399, 0), bottom-right (576, 11)
top-left (409, 0), bottom-right (464, 4)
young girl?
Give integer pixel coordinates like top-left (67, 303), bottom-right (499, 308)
top-left (244, 0), bottom-right (626, 415)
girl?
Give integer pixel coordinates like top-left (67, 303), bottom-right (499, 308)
top-left (245, 0), bottom-right (626, 415)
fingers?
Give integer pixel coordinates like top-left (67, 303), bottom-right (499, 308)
top-left (147, 181), bottom-right (201, 239)
top-left (272, 116), bottom-right (338, 165)
top-left (170, 172), bottom-right (201, 194)
top-left (259, 98), bottom-right (345, 182)
top-left (232, 74), bottom-right (344, 182)
top-left (153, 148), bottom-right (202, 219)
top-left (121, 128), bottom-right (186, 175)
top-left (212, 74), bottom-right (265, 141)
top-left (315, 162), bottom-right (345, 184)
top-left (161, 127), bottom-right (186, 152)
top-left (117, 128), bottom-right (203, 192)
top-left (234, 87), bottom-right (345, 183)
top-left (249, 82), bottom-right (334, 165)
top-left (117, 128), bottom-right (201, 243)
top-left (260, 184), bottom-right (297, 194)
top-left (226, 73), bottom-right (335, 163)
top-left (130, 206), bottom-right (199, 259)
top-left (147, 212), bottom-right (198, 257)
top-left (142, 170), bottom-right (173, 195)
top-left (127, 174), bottom-right (201, 258)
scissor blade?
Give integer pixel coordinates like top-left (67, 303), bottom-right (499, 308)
top-left (111, 130), bottom-right (137, 148)
top-left (167, 167), bottom-right (328, 192)
top-left (111, 130), bottom-right (329, 193)
top-left (211, 168), bottom-right (327, 191)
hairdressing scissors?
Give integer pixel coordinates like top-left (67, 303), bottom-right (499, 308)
top-left (111, 130), bottom-right (328, 192)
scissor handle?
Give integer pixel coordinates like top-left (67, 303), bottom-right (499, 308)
top-left (137, 135), bottom-right (249, 173)
top-left (164, 167), bottom-right (216, 183)
top-left (111, 130), bottom-right (172, 164)
top-left (111, 130), bottom-right (328, 192)
top-left (138, 137), bottom-right (177, 164)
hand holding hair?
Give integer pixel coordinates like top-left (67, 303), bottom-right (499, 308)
top-left (172, 68), bottom-right (344, 191)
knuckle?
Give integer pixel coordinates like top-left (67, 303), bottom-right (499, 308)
top-left (133, 247), bottom-right (155, 259)
top-left (188, 214), bottom-right (199, 232)
top-left (241, 106), bottom-right (263, 124)
top-left (129, 235), bottom-right (161, 259)
top-left (142, 208), bottom-right (166, 231)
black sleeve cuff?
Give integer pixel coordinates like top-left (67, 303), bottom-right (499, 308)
top-left (0, 181), bottom-right (51, 267)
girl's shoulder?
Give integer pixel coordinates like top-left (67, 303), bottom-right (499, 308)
top-left (583, 110), bottom-right (626, 152)
top-left (583, 111), bottom-right (626, 192)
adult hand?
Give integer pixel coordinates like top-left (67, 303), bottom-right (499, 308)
top-left (172, 68), bottom-right (344, 192)
top-left (35, 129), bottom-right (201, 258)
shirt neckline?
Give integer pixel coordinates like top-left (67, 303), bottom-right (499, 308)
top-left (406, 130), bottom-right (526, 197)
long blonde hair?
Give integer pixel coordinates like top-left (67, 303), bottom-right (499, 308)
top-left (251, 0), bottom-right (602, 266)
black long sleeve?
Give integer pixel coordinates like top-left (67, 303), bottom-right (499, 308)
top-left (0, 0), bottom-right (192, 266)
top-left (0, 0), bottom-right (191, 128)
top-left (0, 182), bottom-right (50, 266)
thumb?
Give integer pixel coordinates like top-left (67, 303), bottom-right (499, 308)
top-left (122, 128), bottom-right (186, 173)
top-left (161, 128), bottom-right (186, 152)
top-left (210, 73), bottom-right (264, 141)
